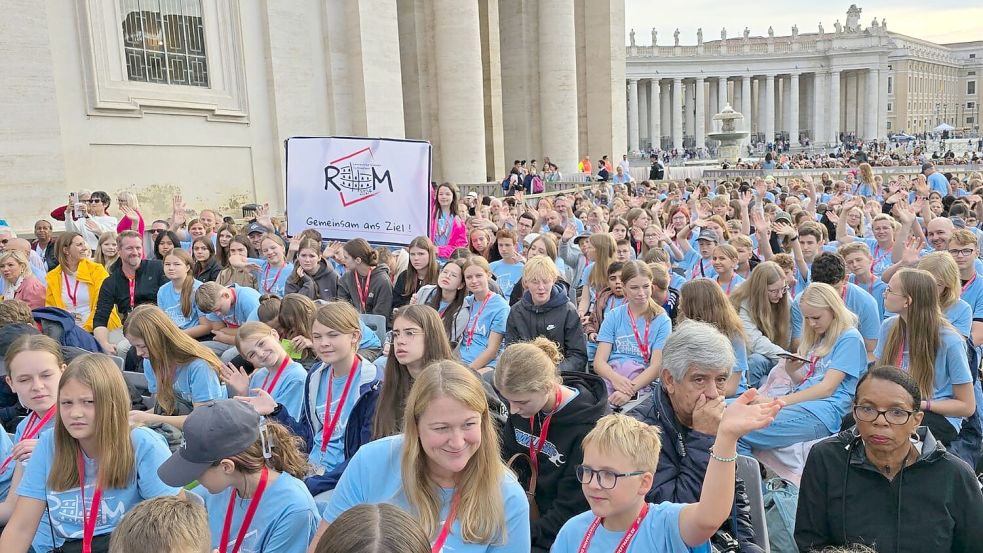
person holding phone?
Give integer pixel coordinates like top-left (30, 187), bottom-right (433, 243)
top-left (64, 191), bottom-right (118, 250)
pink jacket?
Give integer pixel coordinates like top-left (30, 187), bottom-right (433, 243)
top-left (430, 212), bottom-right (468, 259)
top-left (13, 275), bottom-right (46, 309)
top-left (116, 210), bottom-right (145, 236)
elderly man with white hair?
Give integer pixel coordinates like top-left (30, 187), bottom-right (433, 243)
top-left (630, 320), bottom-right (765, 553)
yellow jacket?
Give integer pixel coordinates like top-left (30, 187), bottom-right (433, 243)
top-left (45, 258), bottom-right (121, 332)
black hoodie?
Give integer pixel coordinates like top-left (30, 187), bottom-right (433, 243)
top-left (337, 265), bottom-right (392, 321)
top-left (286, 259), bottom-right (339, 301)
top-left (504, 282), bottom-right (588, 373)
top-left (795, 428), bottom-right (983, 553)
top-left (499, 372), bottom-right (609, 553)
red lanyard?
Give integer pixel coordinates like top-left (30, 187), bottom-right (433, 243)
top-left (227, 288), bottom-right (240, 328)
top-left (963, 273), bottom-right (977, 294)
top-left (691, 259), bottom-right (707, 279)
top-left (353, 270), bottom-right (372, 311)
top-left (896, 333), bottom-right (906, 369)
top-left (840, 283), bottom-right (849, 302)
top-left (627, 307), bottom-right (652, 364)
top-left (0, 407), bottom-right (55, 473)
top-left (63, 271), bottom-right (81, 307)
top-left (801, 355), bottom-right (819, 381)
top-left (872, 244), bottom-right (890, 268)
top-left (319, 357), bottom-right (360, 453)
top-left (261, 357), bottom-right (290, 394)
top-left (465, 293), bottom-right (493, 346)
top-left (77, 450), bottom-right (103, 553)
top-left (219, 466), bottom-right (270, 553)
top-left (717, 275), bottom-right (734, 295)
top-left (431, 494), bottom-right (460, 553)
top-left (529, 387), bottom-right (562, 475)
top-left (127, 276), bottom-right (136, 308)
top-left (578, 503), bottom-right (649, 553)
top-left (263, 264), bottom-right (284, 294)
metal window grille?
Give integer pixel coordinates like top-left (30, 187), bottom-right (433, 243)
top-left (120, 0), bottom-right (209, 87)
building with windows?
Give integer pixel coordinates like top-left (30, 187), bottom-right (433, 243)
top-left (625, 5), bottom-right (983, 152)
top-left (2, 0), bottom-right (626, 231)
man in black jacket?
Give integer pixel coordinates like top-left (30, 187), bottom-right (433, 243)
top-left (629, 320), bottom-right (763, 552)
top-left (93, 230), bottom-right (166, 355)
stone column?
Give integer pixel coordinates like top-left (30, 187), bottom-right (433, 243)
top-left (757, 78), bottom-right (766, 135)
top-left (789, 73), bottom-right (800, 146)
top-left (695, 77), bottom-right (706, 150)
top-left (649, 79), bottom-right (661, 150)
top-left (672, 78), bottom-right (684, 150)
top-left (813, 71), bottom-right (826, 145)
top-left (765, 74), bottom-right (776, 144)
top-left (718, 77), bottom-right (729, 112)
top-left (878, 66), bottom-right (889, 138)
top-left (708, 82), bottom-right (718, 132)
top-left (660, 81), bottom-right (671, 144)
top-left (639, 80), bottom-right (649, 145)
top-left (433, 0), bottom-right (486, 183)
top-left (865, 68), bottom-right (879, 139)
top-left (741, 76), bottom-right (752, 146)
top-left (780, 76), bottom-right (790, 135)
top-left (685, 81), bottom-right (695, 137)
top-left (538, 0), bottom-right (579, 172)
top-left (829, 70), bottom-right (841, 144)
top-left (627, 78), bottom-right (640, 152)
top-left (845, 71), bottom-right (858, 135)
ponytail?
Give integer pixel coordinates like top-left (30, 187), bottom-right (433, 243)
top-left (229, 421), bottom-right (310, 479)
top-left (495, 337), bottom-right (564, 395)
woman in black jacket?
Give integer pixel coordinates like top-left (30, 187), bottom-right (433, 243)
top-left (191, 237), bottom-right (222, 282)
top-left (503, 255), bottom-right (587, 373)
top-left (391, 236), bottom-right (439, 310)
top-left (795, 365), bottom-right (983, 553)
top-left (285, 238), bottom-right (339, 300)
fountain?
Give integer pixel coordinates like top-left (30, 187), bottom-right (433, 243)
top-left (708, 104), bottom-right (750, 164)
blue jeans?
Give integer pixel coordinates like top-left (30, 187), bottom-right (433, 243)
top-left (738, 404), bottom-right (829, 455)
top-left (747, 353), bottom-right (777, 389)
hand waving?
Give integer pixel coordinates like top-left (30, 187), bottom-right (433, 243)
top-left (717, 389), bottom-right (783, 441)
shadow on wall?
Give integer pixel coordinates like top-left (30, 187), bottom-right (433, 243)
top-left (116, 183), bottom-right (252, 222)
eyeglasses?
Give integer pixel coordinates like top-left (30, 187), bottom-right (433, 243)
top-left (767, 285), bottom-right (789, 296)
top-left (575, 465), bottom-right (645, 489)
top-left (85, 198), bottom-right (103, 203)
top-left (948, 248), bottom-right (976, 258)
top-left (853, 405), bottom-right (916, 425)
top-left (884, 286), bottom-right (907, 298)
top-left (389, 329), bottom-right (424, 340)
top-left (150, 229), bottom-right (165, 234)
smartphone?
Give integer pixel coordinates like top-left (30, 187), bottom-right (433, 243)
top-left (778, 352), bottom-right (810, 364)
top-left (69, 193), bottom-right (82, 219)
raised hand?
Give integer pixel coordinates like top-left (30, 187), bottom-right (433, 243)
top-left (717, 389), bottom-right (783, 440)
top-left (219, 362), bottom-right (250, 396)
top-left (691, 394), bottom-right (725, 435)
top-left (901, 236), bottom-right (925, 266)
top-left (322, 240), bottom-right (343, 261)
top-left (235, 388), bottom-right (278, 416)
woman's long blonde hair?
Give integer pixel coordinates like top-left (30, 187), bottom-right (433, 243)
top-left (49, 354), bottom-right (135, 491)
top-left (586, 233), bottom-right (617, 291)
top-left (797, 283), bottom-right (857, 358)
top-left (94, 231), bottom-right (119, 268)
top-left (679, 279), bottom-right (746, 341)
top-left (878, 269), bottom-right (953, 399)
top-left (730, 261), bottom-right (790, 350)
top-left (917, 252), bottom-right (961, 310)
top-left (123, 305), bottom-right (221, 414)
top-left (401, 361), bottom-right (507, 545)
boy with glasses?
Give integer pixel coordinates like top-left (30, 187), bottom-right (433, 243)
top-left (948, 229), bottom-right (983, 348)
top-left (552, 390), bottom-right (780, 552)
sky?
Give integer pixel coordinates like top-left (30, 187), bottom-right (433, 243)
top-left (625, 1), bottom-right (983, 46)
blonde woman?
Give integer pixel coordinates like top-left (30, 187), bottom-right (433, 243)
top-left (310, 361), bottom-right (530, 553)
top-left (93, 231), bottom-right (119, 270)
top-left (44, 231), bottom-right (121, 332)
top-left (115, 190), bottom-right (145, 236)
top-left (737, 283), bottom-right (867, 455)
top-left (0, 250), bottom-right (45, 309)
top-left (729, 261), bottom-right (792, 388)
top-left (918, 252), bottom-right (973, 338)
top-left (0, 354), bottom-right (179, 553)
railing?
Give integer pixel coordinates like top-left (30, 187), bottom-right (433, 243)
top-left (702, 164), bottom-right (983, 186)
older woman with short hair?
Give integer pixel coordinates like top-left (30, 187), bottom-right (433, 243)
top-left (0, 249), bottom-right (45, 309)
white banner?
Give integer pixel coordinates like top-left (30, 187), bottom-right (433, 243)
top-left (285, 136), bottom-right (433, 246)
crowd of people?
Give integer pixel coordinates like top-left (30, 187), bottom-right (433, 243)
top-left (1, 156), bottom-right (983, 552)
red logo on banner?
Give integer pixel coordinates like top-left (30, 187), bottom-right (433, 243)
top-left (324, 146), bottom-right (394, 207)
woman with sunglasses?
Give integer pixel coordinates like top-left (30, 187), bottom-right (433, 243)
top-left (64, 191), bottom-right (118, 250)
top-left (795, 366), bottom-right (983, 552)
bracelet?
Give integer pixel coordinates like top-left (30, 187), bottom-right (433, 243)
top-left (709, 448), bottom-right (738, 463)
top-left (790, 235), bottom-right (799, 241)
top-left (924, 399), bottom-right (932, 412)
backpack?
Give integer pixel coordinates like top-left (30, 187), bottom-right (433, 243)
top-left (530, 174), bottom-right (545, 194)
top-left (31, 307), bottom-right (102, 352)
top-left (762, 477), bottom-right (798, 553)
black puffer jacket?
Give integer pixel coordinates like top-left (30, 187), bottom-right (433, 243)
top-left (630, 385), bottom-right (763, 553)
top-left (795, 428), bottom-right (983, 553)
top-left (503, 282), bottom-right (588, 372)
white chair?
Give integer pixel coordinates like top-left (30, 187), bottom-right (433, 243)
top-left (737, 454), bottom-right (771, 553)
top-left (359, 313), bottom-right (387, 345)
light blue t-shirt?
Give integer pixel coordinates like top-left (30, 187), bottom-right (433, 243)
top-left (205, 284), bottom-right (261, 329)
top-left (18, 427), bottom-right (180, 552)
top-left (597, 305), bottom-right (672, 365)
top-left (946, 300), bottom-right (974, 338)
top-left (144, 358), bottom-right (226, 405)
top-left (732, 336), bottom-right (749, 396)
top-left (552, 501), bottom-right (710, 552)
top-left (795, 328), bottom-right (868, 433)
top-left (859, 238), bottom-right (894, 277)
top-left (244, 359), bottom-right (307, 419)
top-left (157, 279), bottom-right (204, 330)
top-left (716, 273), bottom-right (745, 295)
top-left (193, 471), bottom-right (320, 553)
top-left (307, 359), bottom-right (374, 473)
top-left (458, 293), bottom-right (510, 368)
top-left (928, 171), bottom-right (950, 196)
top-left (0, 410), bottom-right (59, 502)
top-left (359, 319), bottom-right (382, 350)
top-left (874, 317), bottom-right (972, 431)
top-left (791, 283), bottom-right (879, 342)
top-left (960, 272), bottom-right (983, 323)
top-left (490, 259), bottom-right (525, 298)
top-left (251, 259), bottom-right (294, 297)
top-left (325, 435), bottom-right (531, 552)
top-left (848, 275), bottom-right (887, 321)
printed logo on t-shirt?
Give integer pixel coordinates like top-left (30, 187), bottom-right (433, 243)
top-left (513, 429), bottom-right (566, 466)
top-left (614, 334), bottom-right (644, 357)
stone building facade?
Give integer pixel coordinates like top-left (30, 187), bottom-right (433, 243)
top-left (625, 5), bottom-right (983, 152)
